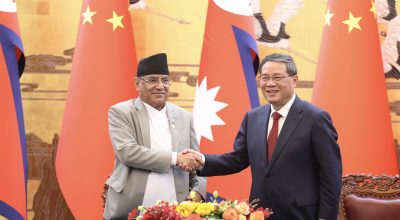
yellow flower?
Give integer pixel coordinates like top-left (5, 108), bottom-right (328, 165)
top-left (249, 211), bottom-right (265, 220)
top-left (235, 202), bottom-right (250, 215)
top-left (213, 190), bottom-right (219, 198)
top-left (194, 202), bottom-right (214, 217)
top-left (176, 201), bottom-right (196, 217)
top-left (218, 200), bottom-right (230, 212)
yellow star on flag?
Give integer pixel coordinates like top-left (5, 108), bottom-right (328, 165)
top-left (324, 8), bottom-right (334, 27)
top-left (342, 12), bottom-right (362, 33)
top-left (369, 0), bottom-right (377, 18)
top-left (82, 6), bottom-right (96, 24)
top-left (106, 11), bottom-right (124, 31)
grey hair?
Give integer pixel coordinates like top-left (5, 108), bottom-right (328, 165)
top-left (259, 53), bottom-right (297, 76)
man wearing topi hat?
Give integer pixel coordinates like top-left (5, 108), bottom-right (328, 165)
top-left (103, 53), bottom-right (206, 219)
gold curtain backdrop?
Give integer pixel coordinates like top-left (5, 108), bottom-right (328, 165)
top-left (11, 0), bottom-right (400, 219)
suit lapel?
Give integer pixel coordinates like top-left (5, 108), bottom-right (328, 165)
top-left (135, 99), bottom-right (151, 148)
top-left (266, 97), bottom-right (303, 174)
top-left (167, 104), bottom-right (182, 197)
top-left (166, 104), bottom-right (179, 152)
top-left (259, 106), bottom-right (271, 169)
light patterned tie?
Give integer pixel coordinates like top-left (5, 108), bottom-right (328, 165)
top-left (267, 112), bottom-right (282, 162)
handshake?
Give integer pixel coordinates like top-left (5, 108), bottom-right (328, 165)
top-left (176, 149), bottom-right (204, 172)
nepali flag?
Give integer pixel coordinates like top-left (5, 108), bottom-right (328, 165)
top-left (193, 0), bottom-right (259, 200)
top-left (0, 0), bottom-right (27, 219)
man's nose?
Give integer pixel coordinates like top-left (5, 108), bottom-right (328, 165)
top-left (266, 80), bottom-right (276, 86)
top-left (155, 80), bottom-right (164, 88)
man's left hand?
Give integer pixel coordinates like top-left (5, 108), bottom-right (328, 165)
top-left (186, 191), bottom-right (203, 202)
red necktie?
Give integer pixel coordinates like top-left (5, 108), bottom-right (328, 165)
top-left (267, 112), bottom-right (282, 162)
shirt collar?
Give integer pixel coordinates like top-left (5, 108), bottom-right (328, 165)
top-left (270, 94), bottom-right (296, 119)
top-left (141, 99), bottom-right (167, 118)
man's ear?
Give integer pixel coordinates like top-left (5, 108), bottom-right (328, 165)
top-left (134, 78), bottom-right (140, 90)
top-left (292, 75), bottom-right (298, 87)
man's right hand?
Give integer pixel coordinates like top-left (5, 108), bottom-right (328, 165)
top-left (177, 149), bottom-right (204, 172)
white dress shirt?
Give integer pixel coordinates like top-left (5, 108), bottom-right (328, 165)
top-left (142, 102), bottom-right (177, 207)
top-left (267, 94), bottom-right (296, 137)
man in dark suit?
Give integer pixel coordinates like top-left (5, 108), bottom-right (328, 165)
top-left (184, 53), bottom-right (342, 220)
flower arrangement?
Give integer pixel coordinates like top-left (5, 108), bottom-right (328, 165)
top-left (128, 191), bottom-right (272, 220)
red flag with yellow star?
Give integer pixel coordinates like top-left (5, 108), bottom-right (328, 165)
top-left (55, 0), bottom-right (137, 218)
top-left (313, 0), bottom-right (398, 174)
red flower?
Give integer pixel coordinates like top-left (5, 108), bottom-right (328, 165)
top-left (254, 208), bottom-right (272, 219)
top-left (141, 202), bottom-right (182, 220)
top-left (128, 208), bottom-right (138, 220)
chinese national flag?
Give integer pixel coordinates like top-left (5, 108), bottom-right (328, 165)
top-left (55, 0), bottom-right (137, 218)
top-left (193, 0), bottom-right (259, 199)
top-left (0, 1), bottom-right (27, 219)
top-left (313, 0), bottom-right (398, 174)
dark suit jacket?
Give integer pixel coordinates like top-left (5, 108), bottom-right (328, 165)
top-left (198, 97), bottom-right (342, 220)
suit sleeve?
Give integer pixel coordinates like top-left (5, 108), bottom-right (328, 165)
top-left (199, 113), bottom-right (250, 176)
top-left (312, 111), bottom-right (342, 220)
top-left (108, 106), bottom-right (172, 173)
top-left (188, 114), bottom-right (207, 199)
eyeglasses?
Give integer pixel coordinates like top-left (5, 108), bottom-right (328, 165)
top-left (259, 75), bottom-right (292, 82)
top-left (138, 77), bottom-right (171, 86)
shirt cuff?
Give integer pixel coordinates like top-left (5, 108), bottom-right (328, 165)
top-left (171, 152), bottom-right (177, 166)
top-left (201, 154), bottom-right (205, 165)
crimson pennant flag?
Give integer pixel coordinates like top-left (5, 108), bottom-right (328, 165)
top-left (193, 0), bottom-right (259, 199)
top-left (0, 0), bottom-right (27, 219)
top-left (313, 0), bottom-right (398, 174)
top-left (55, 0), bottom-right (138, 218)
